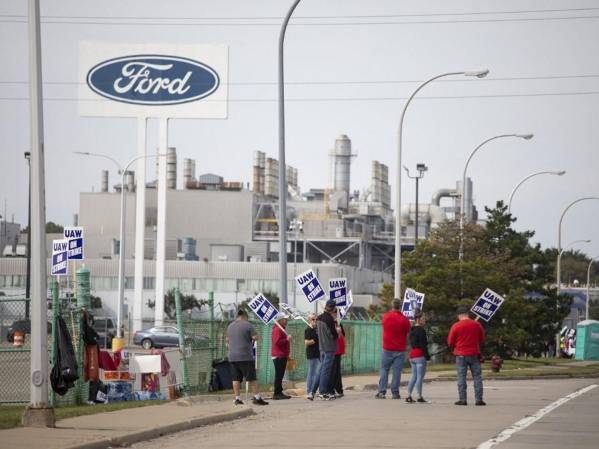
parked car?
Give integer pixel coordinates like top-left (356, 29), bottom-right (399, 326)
top-left (6, 319), bottom-right (52, 343)
top-left (91, 316), bottom-right (116, 349)
top-left (133, 326), bottom-right (208, 350)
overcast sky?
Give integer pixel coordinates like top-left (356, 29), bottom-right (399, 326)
top-left (1, 0), bottom-right (599, 258)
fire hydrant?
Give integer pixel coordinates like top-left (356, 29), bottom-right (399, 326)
top-left (491, 355), bottom-right (503, 373)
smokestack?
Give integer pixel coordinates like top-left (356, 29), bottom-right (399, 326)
top-left (264, 157), bottom-right (279, 198)
top-left (101, 170), bottom-right (109, 192)
top-left (329, 134), bottom-right (354, 210)
top-left (167, 147), bottom-right (177, 189)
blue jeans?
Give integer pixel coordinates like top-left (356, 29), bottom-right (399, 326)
top-left (306, 357), bottom-right (321, 395)
top-left (456, 355), bottom-right (483, 402)
top-left (407, 356), bottom-right (427, 398)
top-left (318, 351), bottom-right (336, 395)
top-left (378, 350), bottom-right (405, 396)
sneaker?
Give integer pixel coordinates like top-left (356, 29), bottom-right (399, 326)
top-left (454, 400), bottom-right (467, 406)
top-left (320, 394), bottom-right (335, 401)
top-left (405, 396), bottom-right (415, 403)
top-left (234, 398), bottom-right (244, 405)
top-left (417, 397), bottom-right (428, 403)
top-left (375, 392), bottom-right (386, 399)
top-left (475, 400), bottom-right (486, 406)
top-left (252, 397), bottom-right (269, 406)
top-left (306, 393), bottom-right (314, 401)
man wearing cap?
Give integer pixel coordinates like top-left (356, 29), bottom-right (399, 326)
top-left (226, 309), bottom-right (268, 406)
top-left (271, 314), bottom-right (292, 400)
top-left (376, 298), bottom-right (411, 399)
top-left (447, 305), bottom-right (486, 406)
top-left (316, 299), bottom-right (339, 400)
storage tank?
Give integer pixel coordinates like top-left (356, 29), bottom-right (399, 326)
top-left (167, 147), bottom-right (177, 189)
top-left (101, 170), bottom-right (109, 192)
top-left (183, 158), bottom-right (196, 188)
top-left (332, 134), bottom-right (352, 194)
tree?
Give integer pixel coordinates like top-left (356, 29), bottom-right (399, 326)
top-left (399, 202), bottom-right (571, 357)
top-left (367, 283), bottom-right (394, 320)
top-left (147, 288), bottom-right (207, 320)
top-left (22, 221), bottom-right (64, 234)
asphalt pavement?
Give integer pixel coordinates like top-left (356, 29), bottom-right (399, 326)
top-left (131, 378), bottom-right (599, 449)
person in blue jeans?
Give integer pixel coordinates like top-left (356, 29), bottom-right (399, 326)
top-left (406, 310), bottom-right (430, 403)
top-left (376, 299), bottom-right (411, 399)
top-left (304, 313), bottom-right (320, 400)
top-left (316, 300), bottom-right (339, 400)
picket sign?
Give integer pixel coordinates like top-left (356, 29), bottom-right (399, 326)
top-left (328, 278), bottom-right (348, 307)
top-left (279, 302), bottom-right (310, 327)
top-left (51, 239), bottom-right (69, 276)
top-left (248, 293), bottom-right (287, 335)
top-left (402, 288), bottom-right (425, 320)
top-left (471, 288), bottom-right (505, 322)
top-left (295, 269), bottom-right (325, 304)
top-left (338, 290), bottom-right (354, 321)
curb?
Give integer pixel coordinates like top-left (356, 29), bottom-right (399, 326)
top-left (60, 407), bottom-right (255, 449)
top-left (346, 373), bottom-right (599, 392)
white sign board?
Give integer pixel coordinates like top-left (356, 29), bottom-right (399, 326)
top-left (338, 290), bottom-right (354, 321)
top-left (248, 293), bottom-right (278, 325)
top-left (329, 277), bottom-right (348, 307)
top-left (79, 42), bottom-right (228, 118)
top-left (295, 269), bottom-right (325, 303)
top-left (51, 239), bottom-right (69, 276)
top-left (63, 226), bottom-right (84, 260)
top-left (402, 288), bottom-right (425, 320)
top-left (129, 354), bottom-right (162, 374)
top-left (471, 288), bottom-right (505, 322)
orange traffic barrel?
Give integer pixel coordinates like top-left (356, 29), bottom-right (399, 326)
top-left (13, 330), bottom-right (24, 347)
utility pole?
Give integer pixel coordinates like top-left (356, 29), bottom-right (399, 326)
top-left (25, 152), bottom-right (32, 317)
top-left (23, 0), bottom-right (54, 427)
top-left (403, 164), bottom-right (427, 248)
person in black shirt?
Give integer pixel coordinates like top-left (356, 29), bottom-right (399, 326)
top-left (304, 313), bottom-right (320, 400)
top-left (406, 310), bottom-right (430, 403)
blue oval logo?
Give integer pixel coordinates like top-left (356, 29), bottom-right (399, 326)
top-left (86, 54), bottom-right (220, 106)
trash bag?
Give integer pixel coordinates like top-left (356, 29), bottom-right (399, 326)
top-left (50, 315), bottom-right (79, 395)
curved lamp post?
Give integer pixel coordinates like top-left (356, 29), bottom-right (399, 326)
top-left (75, 151), bottom-right (167, 339)
top-left (557, 197), bottom-right (599, 294)
top-left (394, 68), bottom-right (489, 298)
top-left (458, 133), bottom-right (533, 261)
top-left (507, 170), bottom-right (566, 214)
top-left (277, 0), bottom-right (301, 305)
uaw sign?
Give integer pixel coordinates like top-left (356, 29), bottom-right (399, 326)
top-left (471, 288), bottom-right (505, 322)
top-left (295, 269), bottom-right (325, 304)
top-left (79, 42), bottom-right (228, 118)
top-left (402, 288), bottom-right (425, 320)
top-left (248, 293), bottom-right (278, 325)
top-left (63, 226), bottom-right (84, 260)
top-left (329, 278), bottom-right (348, 307)
top-left (51, 239), bottom-right (69, 276)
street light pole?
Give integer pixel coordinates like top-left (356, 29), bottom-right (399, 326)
top-left (277, 0), bottom-right (301, 305)
top-left (403, 164), bottom-right (428, 247)
top-left (25, 152), bottom-right (32, 317)
top-left (74, 152), bottom-right (166, 340)
top-left (458, 133), bottom-right (533, 261)
top-left (394, 68), bottom-right (489, 299)
top-left (557, 239), bottom-right (591, 293)
top-left (507, 170), bottom-right (566, 214)
top-left (557, 197), bottom-right (599, 294)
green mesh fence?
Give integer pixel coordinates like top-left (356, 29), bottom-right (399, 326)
top-left (181, 318), bottom-right (383, 393)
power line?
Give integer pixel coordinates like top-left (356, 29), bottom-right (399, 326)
top-left (1, 14), bottom-right (599, 26)
top-left (2, 90), bottom-right (599, 102)
top-left (1, 6), bottom-right (599, 20)
top-left (1, 74), bottom-right (598, 87)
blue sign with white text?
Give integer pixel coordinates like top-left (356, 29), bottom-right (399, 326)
top-left (295, 269), bottom-right (325, 303)
top-left (471, 288), bottom-right (505, 322)
top-left (248, 293), bottom-right (278, 325)
top-left (64, 227), bottom-right (84, 260)
top-left (51, 240), bottom-right (69, 276)
top-left (329, 278), bottom-right (348, 306)
top-left (87, 55), bottom-right (220, 106)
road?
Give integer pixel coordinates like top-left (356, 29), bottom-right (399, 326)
top-left (132, 378), bottom-right (599, 449)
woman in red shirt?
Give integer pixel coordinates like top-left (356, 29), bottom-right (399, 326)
top-left (406, 311), bottom-right (430, 403)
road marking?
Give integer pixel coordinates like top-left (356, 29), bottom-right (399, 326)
top-left (476, 383), bottom-right (598, 449)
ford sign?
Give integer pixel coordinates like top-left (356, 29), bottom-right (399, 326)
top-left (86, 55), bottom-right (220, 106)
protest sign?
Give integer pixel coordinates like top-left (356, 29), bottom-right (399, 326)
top-left (279, 302), bottom-right (310, 326)
top-left (402, 288), bottom-right (425, 320)
top-left (248, 293), bottom-right (278, 325)
top-left (63, 226), bottom-right (84, 260)
top-left (51, 239), bottom-right (69, 276)
top-left (338, 291), bottom-right (354, 321)
top-left (329, 277), bottom-right (348, 306)
top-left (471, 288), bottom-right (505, 322)
top-left (295, 269), bottom-right (325, 303)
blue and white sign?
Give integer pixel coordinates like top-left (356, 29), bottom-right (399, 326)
top-left (329, 278), bottom-right (348, 307)
top-left (338, 291), bottom-right (354, 321)
top-left (51, 239), bottom-right (69, 276)
top-left (63, 226), bottom-right (84, 260)
top-left (295, 269), bottom-right (325, 304)
top-left (80, 43), bottom-right (228, 118)
top-left (402, 288), bottom-right (425, 320)
top-left (471, 288), bottom-right (505, 322)
top-left (248, 293), bottom-right (278, 325)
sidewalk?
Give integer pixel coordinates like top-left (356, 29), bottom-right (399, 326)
top-left (0, 398), bottom-right (253, 449)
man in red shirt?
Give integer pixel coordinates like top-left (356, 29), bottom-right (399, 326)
top-left (271, 314), bottom-right (292, 400)
top-left (447, 305), bottom-right (486, 406)
top-left (376, 299), bottom-right (411, 399)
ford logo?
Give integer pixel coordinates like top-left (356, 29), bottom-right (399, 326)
top-left (86, 55), bottom-right (220, 106)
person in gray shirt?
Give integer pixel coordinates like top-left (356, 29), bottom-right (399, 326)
top-left (316, 299), bottom-right (340, 400)
top-left (226, 309), bottom-right (268, 406)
